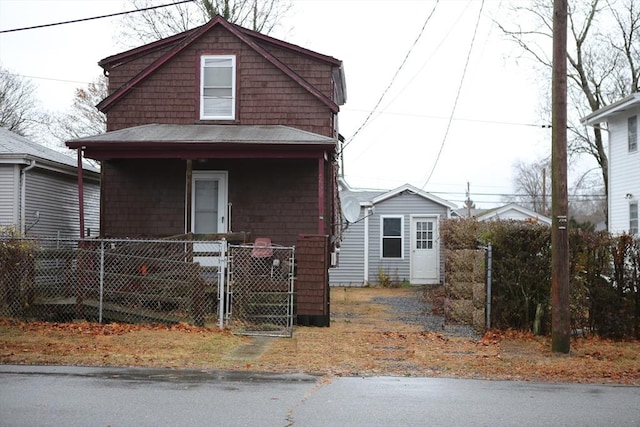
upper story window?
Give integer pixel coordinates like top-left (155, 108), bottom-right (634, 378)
top-left (200, 55), bottom-right (236, 120)
top-left (631, 202), bottom-right (638, 234)
top-left (629, 115), bottom-right (638, 152)
top-left (381, 216), bottom-right (403, 259)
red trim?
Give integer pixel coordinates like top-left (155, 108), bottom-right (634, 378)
top-left (318, 157), bottom-right (325, 234)
top-left (77, 149), bottom-right (85, 239)
top-left (82, 148), bottom-right (329, 161)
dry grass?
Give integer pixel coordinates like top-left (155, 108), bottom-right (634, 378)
top-left (2, 286), bottom-right (639, 384)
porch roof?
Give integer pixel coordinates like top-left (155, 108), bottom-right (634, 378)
top-left (66, 124), bottom-right (337, 160)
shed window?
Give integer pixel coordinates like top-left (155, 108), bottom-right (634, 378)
top-left (631, 202), bottom-right (638, 234)
top-left (629, 116), bottom-right (638, 152)
top-left (381, 216), bottom-right (403, 259)
top-left (200, 55), bottom-right (235, 120)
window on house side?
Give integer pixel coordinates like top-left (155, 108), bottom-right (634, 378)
top-left (631, 202), bottom-right (638, 235)
top-left (200, 55), bottom-right (235, 120)
top-left (629, 115), bottom-right (638, 152)
top-left (381, 216), bottom-right (403, 258)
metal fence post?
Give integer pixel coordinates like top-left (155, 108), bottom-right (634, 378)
top-left (486, 244), bottom-right (492, 330)
top-left (99, 241), bottom-right (104, 324)
top-left (218, 239), bottom-right (227, 330)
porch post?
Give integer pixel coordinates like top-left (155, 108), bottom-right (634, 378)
top-left (77, 148), bottom-right (85, 239)
top-left (317, 156), bottom-right (325, 234)
top-left (185, 160), bottom-right (192, 234)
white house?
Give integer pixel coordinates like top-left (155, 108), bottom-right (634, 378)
top-left (0, 128), bottom-right (100, 239)
top-left (475, 203), bottom-right (552, 225)
top-left (581, 93), bottom-right (640, 235)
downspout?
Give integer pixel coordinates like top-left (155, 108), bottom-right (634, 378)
top-left (318, 156), bottom-right (325, 234)
top-left (20, 160), bottom-right (36, 235)
top-left (77, 149), bottom-right (85, 239)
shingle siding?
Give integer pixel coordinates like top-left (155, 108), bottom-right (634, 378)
top-left (105, 25), bottom-right (335, 136)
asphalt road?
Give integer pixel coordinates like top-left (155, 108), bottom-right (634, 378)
top-left (1, 365), bottom-right (639, 427)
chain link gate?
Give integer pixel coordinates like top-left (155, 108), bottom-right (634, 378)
top-left (225, 243), bottom-right (295, 337)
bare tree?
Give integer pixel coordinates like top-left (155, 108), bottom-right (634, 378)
top-left (118, 0), bottom-right (292, 46)
top-left (509, 157), bottom-right (606, 226)
top-left (509, 158), bottom-right (552, 214)
top-left (51, 75), bottom-right (107, 143)
top-left (0, 65), bottom-right (46, 137)
top-left (496, 0), bottom-right (640, 218)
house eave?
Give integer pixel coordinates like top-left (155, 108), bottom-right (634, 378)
top-left (581, 93), bottom-right (640, 125)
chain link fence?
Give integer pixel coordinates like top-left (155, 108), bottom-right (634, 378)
top-left (1, 236), bottom-right (295, 337)
top-left (226, 243), bottom-right (295, 337)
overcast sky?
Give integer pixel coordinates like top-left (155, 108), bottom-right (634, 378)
top-left (0, 0), bottom-right (597, 208)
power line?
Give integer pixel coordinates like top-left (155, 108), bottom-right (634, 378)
top-left (339, 0), bottom-right (441, 154)
top-left (341, 107), bottom-right (551, 128)
top-left (420, 0), bottom-right (485, 189)
top-left (0, 0), bottom-right (195, 34)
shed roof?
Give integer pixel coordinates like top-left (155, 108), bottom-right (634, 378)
top-left (372, 184), bottom-right (458, 209)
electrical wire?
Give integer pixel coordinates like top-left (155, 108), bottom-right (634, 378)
top-left (420, 0), bottom-right (486, 189)
top-left (339, 0), bottom-right (441, 154)
top-left (0, 0), bottom-right (195, 34)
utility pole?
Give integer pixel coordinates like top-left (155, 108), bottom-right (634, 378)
top-left (551, 0), bottom-right (570, 353)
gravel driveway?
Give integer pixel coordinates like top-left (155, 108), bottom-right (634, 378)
top-left (372, 287), bottom-right (479, 339)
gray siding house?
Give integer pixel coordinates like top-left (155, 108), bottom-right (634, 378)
top-left (330, 183), bottom-right (457, 286)
top-left (0, 128), bottom-right (100, 239)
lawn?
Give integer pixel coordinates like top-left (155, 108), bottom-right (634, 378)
top-left (1, 286), bottom-right (639, 384)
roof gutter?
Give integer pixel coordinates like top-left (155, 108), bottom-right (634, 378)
top-left (20, 160), bottom-right (36, 235)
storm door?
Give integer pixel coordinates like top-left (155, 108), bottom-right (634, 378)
top-left (191, 171), bottom-right (228, 234)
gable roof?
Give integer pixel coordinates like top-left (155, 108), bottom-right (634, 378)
top-left (0, 127), bottom-right (99, 174)
top-left (581, 93), bottom-right (640, 125)
top-left (371, 183), bottom-right (458, 209)
top-left (97, 15), bottom-right (344, 114)
top-left (475, 203), bottom-right (552, 225)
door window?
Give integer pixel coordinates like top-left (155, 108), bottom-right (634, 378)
top-left (192, 171), bottom-right (227, 234)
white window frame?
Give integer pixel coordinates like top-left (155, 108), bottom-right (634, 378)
top-left (200, 55), bottom-right (236, 120)
top-left (630, 202), bottom-right (638, 235)
top-left (628, 115), bottom-right (638, 152)
top-left (380, 215), bottom-right (404, 259)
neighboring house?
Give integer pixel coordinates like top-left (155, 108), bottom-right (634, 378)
top-left (582, 93), bottom-right (640, 235)
top-left (65, 16), bottom-right (347, 326)
top-left (474, 203), bottom-right (552, 225)
top-left (330, 182), bottom-right (457, 287)
top-left (0, 128), bottom-right (100, 239)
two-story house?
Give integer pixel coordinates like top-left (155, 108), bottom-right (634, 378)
top-left (582, 93), bottom-right (640, 234)
top-left (66, 16), bottom-right (347, 326)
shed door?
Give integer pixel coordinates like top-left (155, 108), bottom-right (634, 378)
top-left (410, 217), bottom-right (438, 284)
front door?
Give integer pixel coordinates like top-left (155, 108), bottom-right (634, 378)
top-left (192, 171), bottom-right (228, 234)
top-left (410, 216), bottom-right (439, 284)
